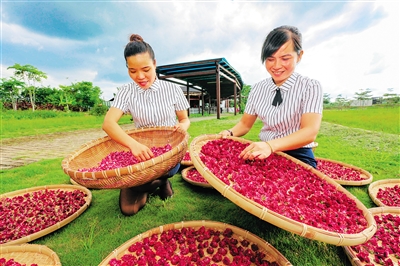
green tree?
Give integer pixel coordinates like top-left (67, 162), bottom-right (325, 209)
top-left (7, 64), bottom-right (47, 111)
top-left (71, 81), bottom-right (102, 111)
top-left (354, 88), bottom-right (373, 100)
top-left (323, 93), bottom-right (331, 104)
top-left (383, 88), bottom-right (399, 105)
top-left (0, 77), bottom-right (25, 110)
top-left (354, 88), bottom-right (373, 107)
top-left (36, 86), bottom-right (59, 108)
top-left (335, 94), bottom-right (350, 109)
top-left (58, 84), bottom-right (76, 112)
top-left (239, 84), bottom-right (251, 113)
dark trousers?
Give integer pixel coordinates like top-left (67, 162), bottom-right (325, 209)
top-left (283, 148), bottom-right (317, 169)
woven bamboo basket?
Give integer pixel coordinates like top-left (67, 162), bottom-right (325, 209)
top-left (99, 220), bottom-right (292, 266)
top-left (0, 244), bottom-right (61, 265)
top-left (368, 179), bottom-right (400, 207)
top-left (0, 184), bottom-right (92, 246)
top-left (181, 166), bottom-right (213, 189)
top-left (316, 157), bottom-right (373, 186)
top-left (62, 126), bottom-right (189, 189)
top-left (189, 134), bottom-right (377, 246)
top-left (343, 207), bottom-right (400, 266)
top-left (181, 150), bottom-right (193, 166)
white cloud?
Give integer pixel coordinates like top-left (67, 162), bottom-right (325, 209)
top-left (298, 2), bottom-right (399, 100)
top-left (2, 1), bottom-right (398, 104)
top-left (2, 22), bottom-right (84, 52)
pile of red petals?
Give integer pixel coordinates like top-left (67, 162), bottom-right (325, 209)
top-left (108, 226), bottom-right (278, 266)
top-left (0, 258), bottom-right (37, 266)
top-left (186, 168), bottom-right (209, 184)
top-left (79, 144), bottom-right (172, 172)
top-left (351, 213), bottom-right (400, 265)
top-left (199, 139), bottom-right (368, 234)
top-left (0, 189), bottom-right (87, 244)
top-left (376, 185), bottom-right (400, 207)
top-left (316, 159), bottom-right (366, 181)
top-left (182, 151), bottom-right (192, 162)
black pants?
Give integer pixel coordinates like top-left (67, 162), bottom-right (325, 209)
top-left (283, 148), bottom-right (317, 169)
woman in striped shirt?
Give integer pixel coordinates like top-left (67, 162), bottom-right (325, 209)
top-left (221, 25), bottom-right (323, 168)
top-left (102, 34), bottom-right (190, 216)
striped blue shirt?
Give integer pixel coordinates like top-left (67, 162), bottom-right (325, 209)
top-left (112, 78), bottom-right (190, 128)
top-left (244, 72), bottom-right (323, 148)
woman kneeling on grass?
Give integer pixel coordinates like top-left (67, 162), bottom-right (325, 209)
top-left (102, 34), bottom-right (190, 216)
top-left (221, 25), bottom-right (323, 168)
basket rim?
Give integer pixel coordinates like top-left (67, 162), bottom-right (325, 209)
top-left (61, 126), bottom-right (189, 179)
top-left (368, 179), bottom-right (400, 207)
top-left (342, 207), bottom-right (400, 266)
top-left (315, 157), bottom-right (373, 186)
top-left (0, 184), bottom-right (92, 246)
top-left (181, 166), bottom-right (213, 189)
top-left (189, 134), bottom-right (377, 246)
top-left (0, 244), bottom-right (61, 265)
top-left (99, 220), bottom-right (293, 266)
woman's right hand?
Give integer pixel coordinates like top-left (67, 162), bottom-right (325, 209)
top-left (219, 130), bottom-right (232, 137)
top-left (129, 142), bottom-right (154, 161)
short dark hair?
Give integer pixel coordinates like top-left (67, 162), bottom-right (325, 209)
top-left (124, 34), bottom-right (155, 62)
top-left (261, 25), bottom-right (302, 63)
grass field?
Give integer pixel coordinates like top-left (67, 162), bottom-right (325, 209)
top-left (0, 105), bottom-right (399, 266)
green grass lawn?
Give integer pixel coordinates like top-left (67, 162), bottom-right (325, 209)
top-left (0, 106), bottom-right (399, 266)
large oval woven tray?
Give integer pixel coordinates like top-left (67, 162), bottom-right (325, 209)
top-left (0, 184), bottom-right (92, 246)
top-left (343, 207), bottom-right (400, 266)
top-left (190, 134), bottom-right (376, 246)
top-left (316, 157), bottom-right (373, 186)
top-left (0, 244), bottom-right (61, 265)
top-left (368, 179), bottom-right (400, 207)
top-left (62, 126), bottom-right (189, 189)
top-left (99, 220), bottom-right (292, 266)
top-left (181, 166), bottom-right (213, 189)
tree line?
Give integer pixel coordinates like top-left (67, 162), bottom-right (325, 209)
top-left (0, 64), bottom-right (104, 112)
top-left (2, 63), bottom-right (398, 113)
top-left (323, 88), bottom-right (399, 108)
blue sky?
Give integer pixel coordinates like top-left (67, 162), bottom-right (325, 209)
top-left (2, 1), bottom-right (399, 101)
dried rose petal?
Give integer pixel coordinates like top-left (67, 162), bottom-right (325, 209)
top-left (0, 189), bottom-right (87, 244)
top-left (199, 139), bottom-right (368, 234)
top-left (316, 159), bottom-right (367, 181)
top-left (79, 144), bottom-right (172, 172)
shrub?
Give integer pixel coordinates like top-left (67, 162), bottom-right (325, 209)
top-left (90, 104), bottom-right (108, 116)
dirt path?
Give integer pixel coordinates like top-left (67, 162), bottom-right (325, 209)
top-left (0, 115), bottom-right (229, 170)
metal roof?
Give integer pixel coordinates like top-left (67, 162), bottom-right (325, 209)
top-left (156, 58), bottom-right (243, 99)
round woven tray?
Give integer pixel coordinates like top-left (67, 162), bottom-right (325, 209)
top-left (0, 184), bottom-right (92, 246)
top-left (181, 166), bottom-right (213, 189)
top-left (62, 126), bottom-right (189, 189)
top-left (99, 220), bottom-right (292, 266)
top-left (343, 207), bottom-right (400, 266)
top-left (181, 150), bottom-right (193, 166)
top-left (368, 179), bottom-right (400, 207)
top-left (316, 157), bottom-right (373, 186)
top-left (0, 244), bottom-right (61, 265)
top-left (189, 134), bottom-right (376, 246)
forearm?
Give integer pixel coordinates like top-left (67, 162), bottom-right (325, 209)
top-left (268, 127), bottom-right (318, 153)
top-left (227, 113), bottom-right (257, 137)
top-left (229, 123), bottom-right (251, 137)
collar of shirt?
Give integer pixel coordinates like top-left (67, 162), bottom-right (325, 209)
top-left (268, 72), bottom-right (299, 93)
top-left (134, 78), bottom-right (161, 94)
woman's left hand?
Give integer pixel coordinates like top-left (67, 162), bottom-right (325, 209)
top-left (174, 122), bottom-right (189, 132)
top-left (240, 142), bottom-right (273, 160)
